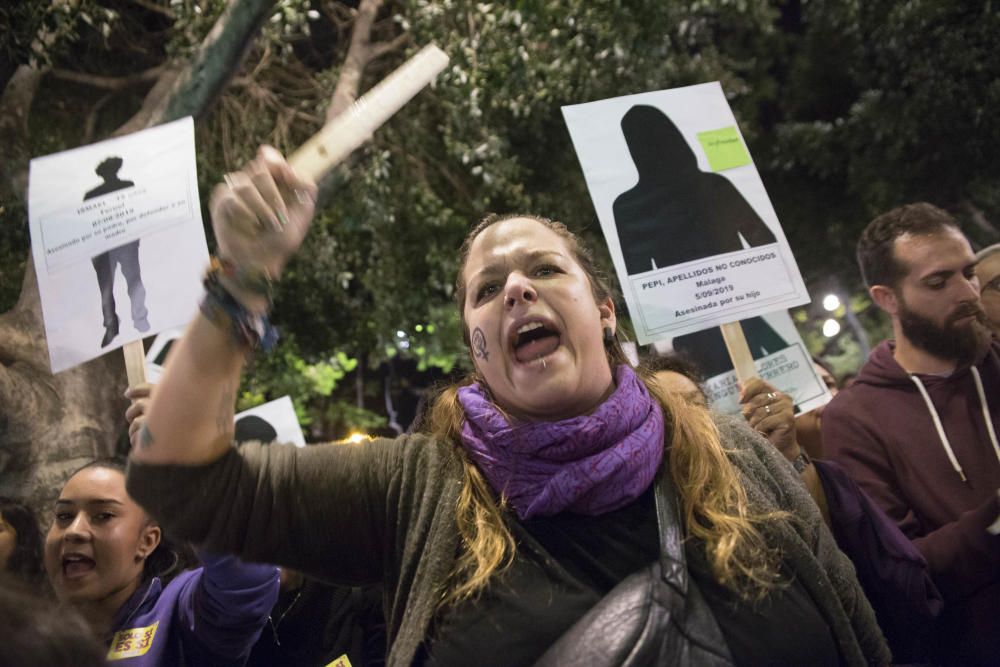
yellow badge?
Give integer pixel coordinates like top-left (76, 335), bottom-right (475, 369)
top-left (107, 621), bottom-right (159, 661)
top-left (324, 655), bottom-right (353, 667)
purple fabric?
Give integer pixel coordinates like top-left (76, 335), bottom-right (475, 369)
top-left (815, 459), bottom-right (942, 663)
top-left (107, 552), bottom-right (278, 665)
top-left (457, 364), bottom-right (664, 520)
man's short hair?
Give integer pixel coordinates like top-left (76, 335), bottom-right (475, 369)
top-left (856, 203), bottom-right (959, 288)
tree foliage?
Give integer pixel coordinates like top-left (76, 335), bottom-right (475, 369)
top-left (1, 0), bottom-right (997, 456)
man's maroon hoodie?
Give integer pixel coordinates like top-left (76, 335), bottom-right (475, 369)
top-left (823, 339), bottom-right (1000, 665)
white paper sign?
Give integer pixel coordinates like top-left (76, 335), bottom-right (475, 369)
top-left (144, 334), bottom-right (306, 446)
top-left (562, 82), bottom-right (810, 343)
top-left (28, 118), bottom-right (209, 373)
top-left (654, 310), bottom-right (832, 416)
top-left (235, 396), bottom-right (307, 448)
top-left (144, 327), bottom-right (185, 384)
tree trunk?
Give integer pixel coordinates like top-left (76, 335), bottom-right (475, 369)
top-left (0, 0), bottom-right (277, 514)
top-left (961, 199), bottom-right (1000, 244)
top-left (0, 0), bottom-right (403, 514)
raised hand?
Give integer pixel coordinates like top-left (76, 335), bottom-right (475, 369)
top-left (209, 146), bottom-right (317, 310)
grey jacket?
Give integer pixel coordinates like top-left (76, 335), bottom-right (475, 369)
top-left (126, 414), bottom-right (888, 666)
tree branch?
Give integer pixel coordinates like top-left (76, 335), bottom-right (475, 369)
top-left (0, 64), bottom-right (47, 202)
top-left (370, 32), bottom-right (410, 61)
top-left (83, 93), bottom-right (114, 144)
top-left (115, 0), bottom-right (277, 136)
top-left (158, 0), bottom-right (277, 125)
top-left (127, 0), bottom-right (176, 20)
top-left (48, 65), bottom-right (168, 91)
top-left (961, 199), bottom-right (1000, 243)
top-left (326, 0), bottom-right (384, 121)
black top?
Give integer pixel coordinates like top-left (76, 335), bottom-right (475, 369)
top-left (245, 580), bottom-right (386, 667)
top-left (421, 488), bottom-right (839, 666)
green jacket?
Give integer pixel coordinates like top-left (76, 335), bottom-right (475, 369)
top-left (127, 414), bottom-right (888, 666)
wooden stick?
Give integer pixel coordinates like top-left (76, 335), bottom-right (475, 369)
top-left (117, 45), bottom-right (448, 386)
top-left (123, 339), bottom-right (147, 388)
top-left (719, 321), bottom-right (758, 384)
top-left (289, 44), bottom-right (450, 181)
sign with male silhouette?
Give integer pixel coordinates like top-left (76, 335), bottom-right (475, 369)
top-left (563, 82), bottom-right (809, 343)
top-left (28, 117), bottom-right (208, 373)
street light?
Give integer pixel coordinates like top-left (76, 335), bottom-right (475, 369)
top-left (822, 294), bottom-right (841, 312)
top-left (822, 318), bottom-right (841, 337)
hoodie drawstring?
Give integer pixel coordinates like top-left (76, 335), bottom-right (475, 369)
top-left (909, 367), bottom-right (1000, 483)
top-left (971, 367), bottom-right (1000, 466)
top-left (909, 375), bottom-right (966, 482)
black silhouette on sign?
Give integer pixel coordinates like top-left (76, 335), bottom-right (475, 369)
top-left (672, 316), bottom-right (788, 379)
top-left (673, 316), bottom-right (790, 378)
top-left (234, 415), bottom-right (279, 445)
top-left (612, 105), bottom-right (776, 275)
top-left (85, 156), bottom-right (148, 347)
top-left (152, 338), bottom-right (176, 367)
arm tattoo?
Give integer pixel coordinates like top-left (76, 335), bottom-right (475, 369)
top-left (472, 327), bottom-right (489, 362)
top-left (138, 423), bottom-right (155, 450)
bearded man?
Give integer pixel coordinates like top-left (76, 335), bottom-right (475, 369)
top-left (823, 203), bottom-right (999, 666)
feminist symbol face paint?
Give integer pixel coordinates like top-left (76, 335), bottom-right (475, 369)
top-left (471, 327), bottom-right (489, 362)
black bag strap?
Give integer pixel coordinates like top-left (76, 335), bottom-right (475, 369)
top-left (653, 471), bottom-right (688, 594)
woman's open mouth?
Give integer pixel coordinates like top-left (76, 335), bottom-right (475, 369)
top-left (63, 553), bottom-right (97, 579)
top-left (512, 321), bottom-right (561, 363)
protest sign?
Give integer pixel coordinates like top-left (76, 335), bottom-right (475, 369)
top-left (145, 331), bottom-right (306, 445)
top-left (654, 310), bottom-right (832, 416)
top-left (562, 82), bottom-right (809, 344)
top-left (235, 396), bottom-right (307, 447)
top-left (144, 328), bottom-right (184, 384)
top-left (28, 117), bottom-right (208, 373)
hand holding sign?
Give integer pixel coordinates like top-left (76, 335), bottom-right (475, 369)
top-left (124, 382), bottom-right (155, 447)
top-left (739, 377), bottom-right (796, 461)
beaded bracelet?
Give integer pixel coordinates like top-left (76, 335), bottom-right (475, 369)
top-left (211, 256), bottom-right (274, 301)
top-left (200, 261), bottom-right (279, 352)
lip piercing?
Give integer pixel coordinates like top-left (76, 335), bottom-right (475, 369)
top-left (538, 355), bottom-right (546, 370)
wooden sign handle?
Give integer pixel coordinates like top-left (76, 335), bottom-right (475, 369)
top-left (123, 339), bottom-right (147, 388)
top-left (719, 321), bottom-right (758, 384)
top-left (117, 45), bottom-right (449, 387)
top-left (288, 44), bottom-right (450, 181)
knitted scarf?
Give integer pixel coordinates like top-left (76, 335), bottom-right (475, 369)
top-left (457, 365), bottom-right (665, 519)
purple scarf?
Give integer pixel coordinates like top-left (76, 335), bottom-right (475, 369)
top-left (457, 365), bottom-right (665, 520)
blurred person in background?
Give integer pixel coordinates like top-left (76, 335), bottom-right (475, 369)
top-left (975, 243), bottom-right (1000, 336)
top-left (0, 495), bottom-right (45, 587)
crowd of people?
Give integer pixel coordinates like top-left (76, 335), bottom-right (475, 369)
top-left (3, 146), bottom-right (998, 667)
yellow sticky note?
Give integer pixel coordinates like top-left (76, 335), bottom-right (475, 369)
top-left (325, 655), bottom-right (353, 667)
top-left (696, 126), bottom-right (751, 171)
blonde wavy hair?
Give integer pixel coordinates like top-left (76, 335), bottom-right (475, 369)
top-left (425, 214), bottom-right (783, 606)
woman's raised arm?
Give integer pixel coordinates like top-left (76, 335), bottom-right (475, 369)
top-left (131, 147), bottom-right (316, 465)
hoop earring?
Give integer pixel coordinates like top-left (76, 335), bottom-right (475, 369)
top-left (603, 326), bottom-right (614, 345)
